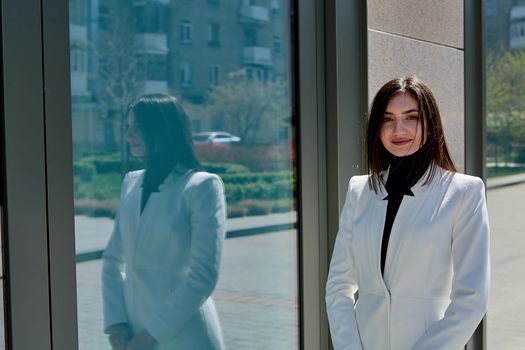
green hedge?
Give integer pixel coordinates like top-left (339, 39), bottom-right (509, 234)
top-left (201, 162), bottom-right (250, 174)
top-left (73, 154), bottom-right (296, 217)
top-left (224, 180), bottom-right (293, 203)
top-left (74, 174), bottom-right (122, 201)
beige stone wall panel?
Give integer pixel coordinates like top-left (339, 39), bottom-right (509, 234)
top-left (367, 0), bottom-right (464, 49)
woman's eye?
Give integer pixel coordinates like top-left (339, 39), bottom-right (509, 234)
top-left (407, 115), bottom-right (419, 120)
top-left (382, 116), bottom-right (393, 123)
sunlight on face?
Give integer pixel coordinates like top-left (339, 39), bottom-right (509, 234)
top-left (380, 92), bottom-right (426, 157)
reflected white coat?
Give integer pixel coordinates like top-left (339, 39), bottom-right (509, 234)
top-left (102, 169), bottom-right (226, 350)
top-left (326, 168), bottom-right (490, 350)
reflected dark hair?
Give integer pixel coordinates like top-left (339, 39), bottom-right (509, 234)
top-left (366, 76), bottom-right (456, 193)
top-left (126, 93), bottom-right (202, 171)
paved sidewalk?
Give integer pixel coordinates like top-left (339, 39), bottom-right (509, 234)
top-left (487, 172), bottom-right (525, 189)
top-left (75, 212), bottom-right (297, 255)
top-left (486, 182), bottom-right (525, 349)
top-left (75, 220), bottom-right (299, 349)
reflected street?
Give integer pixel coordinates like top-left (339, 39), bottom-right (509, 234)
top-left (487, 181), bottom-right (525, 349)
top-left (75, 213), bottom-right (298, 350)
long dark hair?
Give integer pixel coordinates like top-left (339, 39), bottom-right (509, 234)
top-left (126, 93), bottom-right (202, 172)
top-left (366, 76), bottom-right (456, 192)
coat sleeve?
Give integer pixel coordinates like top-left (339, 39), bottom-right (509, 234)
top-left (326, 177), bottom-right (364, 350)
top-left (102, 173), bottom-right (132, 332)
top-left (412, 177), bottom-right (490, 350)
top-left (143, 173), bottom-right (226, 343)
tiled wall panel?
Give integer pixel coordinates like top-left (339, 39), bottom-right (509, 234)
top-left (367, 0), bottom-right (463, 49)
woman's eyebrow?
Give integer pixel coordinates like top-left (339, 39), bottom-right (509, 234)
top-left (384, 108), bottom-right (420, 115)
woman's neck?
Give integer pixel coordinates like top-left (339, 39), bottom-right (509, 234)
top-left (385, 147), bottom-right (427, 191)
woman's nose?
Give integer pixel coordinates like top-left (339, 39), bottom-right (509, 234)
top-left (393, 119), bottom-right (406, 133)
top-left (125, 128), bottom-right (134, 142)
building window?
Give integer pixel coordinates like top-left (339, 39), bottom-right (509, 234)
top-left (133, 3), bottom-right (169, 33)
top-left (180, 20), bottom-right (193, 43)
top-left (485, 0), bottom-right (496, 17)
top-left (271, 0), bottom-right (280, 16)
top-left (209, 65), bottom-right (220, 87)
top-left (71, 48), bottom-right (87, 72)
top-left (98, 5), bottom-right (111, 31)
top-left (207, 23), bottom-right (221, 46)
top-left (180, 62), bottom-right (192, 86)
top-left (244, 28), bottom-right (257, 46)
top-left (273, 36), bottom-right (282, 55)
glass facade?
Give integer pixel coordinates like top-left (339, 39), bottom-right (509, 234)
top-left (69, 0), bottom-right (298, 348)
top-left (0, 0), bottom-right (505, 348)
top-left (485, 0), bottom-right (525, 348)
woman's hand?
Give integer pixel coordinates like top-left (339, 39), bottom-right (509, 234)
top-left (109, 332), bottom-right (129, 350)
top-left (125, 329), bottom-right (158, 350)
top-left (106, 323), bottom-right (132, 350)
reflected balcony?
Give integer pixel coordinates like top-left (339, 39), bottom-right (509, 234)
top-left (510, 5), bottom-right (525, 50)
top-left (240, 5), bottom-right (269, 25)
top-left (243, 46), bottom-right (272, 66)
top-left (70, 24), bottom-right (88, 44)
top-left (140, 80), bottom-right (168, 94)
top-left (134, 33), bottom-right (168, 54)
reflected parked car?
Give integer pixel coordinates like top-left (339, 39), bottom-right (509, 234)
top-left (192, 131), bottom-right (242, 144)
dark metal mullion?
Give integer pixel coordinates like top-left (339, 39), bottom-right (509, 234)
top-left (324, 1), bottom-right (368, 349)
top-left (1, 0), bottom-right (52, 348)
top-left (41, 0), bottom-right (79, 348)
top-left (326, 0), bottom-right (368, 253)
top-left (297, 0), bottom-right (326, 347)
top-left (464, 0), bottom-right (486, 349)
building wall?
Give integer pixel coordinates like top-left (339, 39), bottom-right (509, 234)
top-left (367, 0), bottom-right (465, 170)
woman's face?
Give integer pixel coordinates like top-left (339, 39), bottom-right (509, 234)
top-left (125, 112), bottom-right (147, 157)
top-left (380, 92), bottom-right (426, 157)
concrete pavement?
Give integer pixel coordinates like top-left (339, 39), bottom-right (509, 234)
top-left (76, 229), bottom-right (299, 350)
top-left (486, 182), bottom-right (525, 349)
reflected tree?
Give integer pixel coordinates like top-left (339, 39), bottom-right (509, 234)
top-left (95, 0), bottom-right (147, 157)
top-left (486, 50), bottom-right (525, 165)
top-left (203, 69), bottom-right (290, 144)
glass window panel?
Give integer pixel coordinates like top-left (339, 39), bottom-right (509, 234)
top-left (485, 1), bottom-right (525, 348)
top-left (70, 0), bottom-right (298, 349)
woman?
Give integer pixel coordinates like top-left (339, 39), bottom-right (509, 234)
top-left (102, 94), bottom-right (226, 350)
top-left (326, 76), bottom-right (490, 350)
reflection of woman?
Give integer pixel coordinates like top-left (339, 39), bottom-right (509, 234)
top-left (102, 94), bottom-right (226, 350)
top-left (326, 77), bottom-right (490, 350)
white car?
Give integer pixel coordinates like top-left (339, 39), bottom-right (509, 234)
top-left (192, 131), bottom-right (241, 144)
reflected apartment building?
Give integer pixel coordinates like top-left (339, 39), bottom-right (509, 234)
top-left (69, 0), bottom-right (291, 153)
top-left (486, 0), bottom-right (525, 51)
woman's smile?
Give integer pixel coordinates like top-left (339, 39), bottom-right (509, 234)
top-left (391, 137), bottom-right (413, 146)
top-left (380, 92), bottom-right (425, 157)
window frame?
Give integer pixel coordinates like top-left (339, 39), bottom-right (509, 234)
top-left (180, 19), bottom-right (193, 44)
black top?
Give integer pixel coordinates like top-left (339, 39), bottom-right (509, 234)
top-left (141, 152), bottom-right (176, 213)
top-left (380, 150), bottom-right (427, 275)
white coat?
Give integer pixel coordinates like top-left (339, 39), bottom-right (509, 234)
top-left (326, 168), bottom-right (490, 350)
top-left (102, 169), bottom-right (226, 350)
